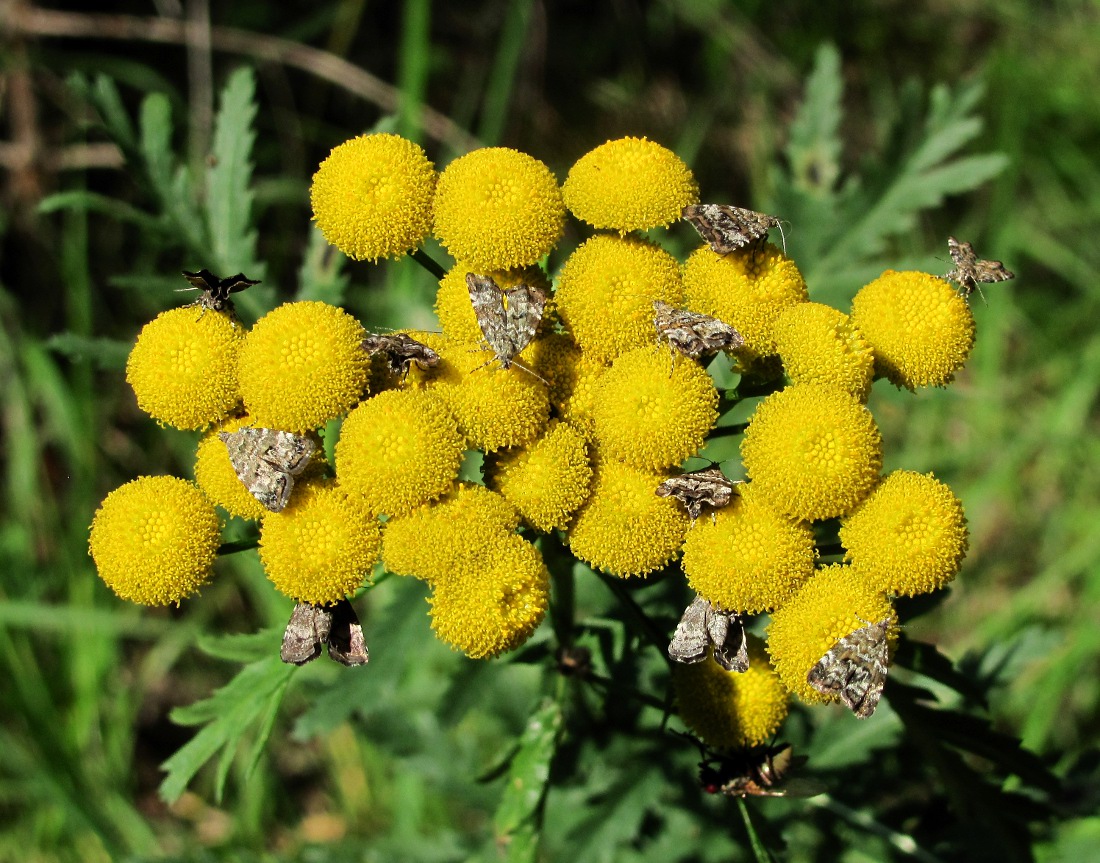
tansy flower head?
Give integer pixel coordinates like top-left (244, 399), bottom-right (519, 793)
top-left (766, 564), bottom-right (896, 707)
top-left (773, 302), bottom-right (875, 400)
top-left (428, 533), bottom-right (550, 659)
top-left (682, 483), bottom-right (816, 613)
top-left (840, 470), bottom-right (969, 596)
top-left (567, 459), bottom-right (689, 577)
top-left (591, 346), bottom-right (718, 471)
top-left (555, 235), bottom-right (683, 363)
top-left (238, 301), bottom-right (369, 432)
top-left (335, 388), bottom-right (464, 517)
top-left (488, 420), bottom-right (593, 532)
top-left (523, 331), bottom-right (586, 411)
top-left (850, 270), bottom-right (975, 389)
top-left (126, 306), bottom-right (243, 430)
top-left (682, 243), bottom-right (808, 357)
top-left (89, 476), bottom-right (221, 606)
top-left (435, 263), bottom-right (552, 344)
top-left (428, 339), bottom-right (550, 453)
top-left (562, 137), bottom-right (699, 233)
top-left (259, 480), bottom-right (382, 605)
top-left (383, 484), bottom-right (520, 583)
top-left (310, 133), bottom-right (436, 262)
top-left (432, 147), bottom-right (565, 271)
top-left (741, 383), bottom-right (882, 521)
top-left (672, 635), bottom-right (789, 749)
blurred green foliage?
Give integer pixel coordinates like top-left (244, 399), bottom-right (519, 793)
top-left (2, 2), bottom-right (1099, 861)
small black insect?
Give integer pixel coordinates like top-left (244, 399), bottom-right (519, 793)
top-left (676, 732), bottom-right (823, 799)
top-left (179, 269), bottom-right (260, 313)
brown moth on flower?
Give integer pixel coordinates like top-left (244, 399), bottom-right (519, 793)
top-left (179, 269), bottom-right (260, 313)
top-left (465, 272), bottom-right (547, 375)
top-left (362, 332), bottom-right (440, 377)
top-left (280, 599), bottom-right (369, 666)
top-left (682, 204), bottom-right (785, 255)
top-left (652, 301), bottom-right (744, 361)
top-left (280, 602), bottom-right (333, 665)
top-left (945, 236), bottom-right (1015, 298)
top-left (668, 594), bottom-right (749, 672)
top-left (220, 427), bottom-right (317, 513)
top-left (326, 598), bottom-right (370, 666)
top-left (806, 617), bottom-right (892, 718)
top-left (656, 467), bottom-right (738, 523)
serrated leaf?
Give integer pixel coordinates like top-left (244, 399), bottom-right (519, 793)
top-left (205, 67), bottom-right (260, 278)
top-left (45, 333), bottom-right (131, 371)
top-left (893, 637), bottom-right (989, 708)
top-left (785, 43), bottom-right (843, 196)
top-left (159, 655), bottom-right (293, 804)
top-left (494, 699), bottom-right (563, 837)
top-left (139, 92), bottom-right (175, 205)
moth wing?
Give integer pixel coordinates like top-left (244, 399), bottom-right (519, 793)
top-left (711, 612), bottom-right (750, 673)
top-left (221, 273), bottom-right (261, 295)
top-left (668, 595), bottom-right (711, 664)
top-left (265, 431), bottom-right (316, 476)
top-left (180, 269), bottom-right (217, 292)
top-left (502, 285), bottom-right (547, 354)
top-left (465, 273), bottom-right (506, 344)
top-left (327, 599), bottom-right (369, 666)
top-left (281, 603), bottom-right (333, 665)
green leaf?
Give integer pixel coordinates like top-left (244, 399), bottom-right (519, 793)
top-left (139, 93), bottom-right (176, 208)
top-left (785, 43), bottom-right (843, 196)
top-left (494, 699), bottom-right (563, 840)
top-left (296, 225), bottom-right (349, 304)
top-left (205, 67), bottom-right (260, 278)
top-left (45, 333), bottom-right (131, 371)
top-left (37, 191), bottom-right (163, 233)
top-left (158, 655), bottom-right (293, 804)
top-left (893, 636), bottom-right (989, 707)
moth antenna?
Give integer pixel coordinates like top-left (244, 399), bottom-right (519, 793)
top-left (508, 359), bottom-right (550, 387)
top-left (776, 220), bottom-right (789, 256)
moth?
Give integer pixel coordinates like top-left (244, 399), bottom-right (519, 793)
top-left (652, 301), bottom-right (744, 361)
top-left (465, 273), bottom-right (547, 373)
top-left (697, 743), bottom-right (822, 798)
top-left (219, 427), bottom-right (316, 513)
top-left (668, 594), bottom-right (749, 673)
top-left (280, 598), bottom-right (369, 667)
top-left (945, 236), bottom-right (1015, 297)
top-left (362, 332), bottom-right (440, 378)
top-left (806, 617), bottom-right (892, 719)
top-left (682, 204), bottom-right (785, 255)
top-left (655, 467), bottom-right (738, 522)
top-left (179, 269), bottom-right (260, 313)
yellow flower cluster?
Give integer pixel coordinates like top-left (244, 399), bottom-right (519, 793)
top-left (97, 127), bottom-right (981, 728)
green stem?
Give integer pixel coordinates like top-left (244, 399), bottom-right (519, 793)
top-left (737, 798), bottom-right (775, 863)
top-left (707, 422), bottom-right (750, 439)
top-left (595, 571), bottom-right (672, 662)
top-left (410, 247), bottom-right (445, 279)
top-left (218, 537), bottom-right (258, 555)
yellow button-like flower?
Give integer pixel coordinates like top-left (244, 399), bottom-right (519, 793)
top-left (591, 345), bottom-right (718, 471)
top-left (126, 307), bottom-right (243, 430)
top-left (523, 330), bottom-right (586, 412)
top-left (682, 483), bottom-right (816, 613)
top-left (488, 420), bottom-right (593, 532)
top-left (840, 470), bottom-right (969, 596)
top-left (567, 458), bottom-right (689, 577)
top-left (562, 137), bottom-right (699, 233)
top-left (766, 564), bottom-right (896, 706)
top-left (428, 338), bottom-right (550, 453)
top-left (682, 243), bottom-right (808, 357)
top-left (238, 301), bottom-right (369, 432)
top-left (89, 476), bottom-right (221, 606)
top-left (335, 388), bottom-right (464, 517)
top-left (773, 302), bottom-right (875, 400)
top-left (432, 147), bottom-right (565, 271)
top-left (310, 133), bottom-right (436, 261)
top-left (741, 383), bottom-right (882, 521)
top-left (555, 235), bottom-right (683, 363)
top-left (672, 635), bottom-right (790, 749)
top-left (383, 484), bottom-right (520, 583)
top-left (850, 270), bottom-right (975, 389)
top-left (258, 480), bottom-right (382, 604)
top-left (429, 533), bottom-right (550, 659)
top-left (434, 262), bottom-right (552, 344)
